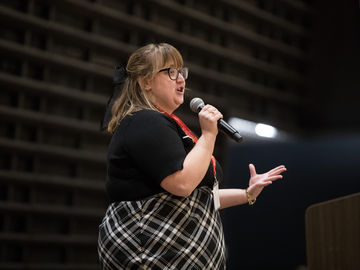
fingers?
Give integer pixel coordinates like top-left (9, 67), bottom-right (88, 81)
top-left (268, 165), bottom-right (285, 173)
top-left (198, 104), bottom-right (223, 135)
top-left (258, 174), bottom-right (283, 184)
top-left (249, 165), bottom-right (286, 193)
top-left (251, 165), bottom-right (286, 177)
top-left (267, 175), bottom-right (283, 181)
top-left (268, 165), bottom-right (287, 176)
top-left (249, 163), bottom-right (257, 177)
top-left (253, 175), bottom-right (282, 189)
top-left (269, 169), bottom-right (286, 177)
top-left (201, 105), bottom-right (223, 119)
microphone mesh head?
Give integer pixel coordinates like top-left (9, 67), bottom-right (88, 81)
top-left (190, 98), bottom-right (204, 113)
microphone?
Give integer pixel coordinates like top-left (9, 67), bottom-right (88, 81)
top-left (190, 97), bottom-right (243, 143)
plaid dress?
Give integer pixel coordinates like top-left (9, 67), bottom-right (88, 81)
top-left (98, 186), bottom-right (226, 270)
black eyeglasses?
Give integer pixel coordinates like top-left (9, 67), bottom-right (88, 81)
top-left (158, 67), bottom-right (188, 80)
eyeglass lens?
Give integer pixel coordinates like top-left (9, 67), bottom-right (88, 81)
top-left (169, 68), bottom-right (188, 80)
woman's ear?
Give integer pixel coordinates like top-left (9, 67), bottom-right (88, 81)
top-left (138, 77), bottom-right (151, 91)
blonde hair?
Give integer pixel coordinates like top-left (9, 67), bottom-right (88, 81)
top-left (107, 43), bottom-right (184, 134)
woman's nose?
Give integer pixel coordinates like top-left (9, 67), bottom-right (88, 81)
top-left (177, 73), bottom-right (185, 82)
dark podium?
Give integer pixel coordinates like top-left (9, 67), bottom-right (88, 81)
top-left (305, 192), bottom-right (360, 270)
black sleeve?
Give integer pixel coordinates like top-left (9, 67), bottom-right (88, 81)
top-left (123, 110), bottom-right (186, 185)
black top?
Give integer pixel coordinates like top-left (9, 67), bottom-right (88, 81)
top-left (106, 109), bottom-right (223, 202)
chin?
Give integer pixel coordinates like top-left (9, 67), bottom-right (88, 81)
top-left (177, 100), bottom-right (184, 107)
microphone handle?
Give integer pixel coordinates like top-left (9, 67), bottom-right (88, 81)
top-left (218, 119), bottom-right (243, 143)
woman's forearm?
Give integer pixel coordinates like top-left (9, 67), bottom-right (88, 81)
top-left (218, 189), bottom-right (249, 209)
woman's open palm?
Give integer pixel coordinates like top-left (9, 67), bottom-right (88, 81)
top-left (247, 164), bottom-right (287, 199)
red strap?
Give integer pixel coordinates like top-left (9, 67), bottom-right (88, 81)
top-left (168, 113), bottom-right (198, 143)
top-left (156, 106), bottom-right (217, 176)
top-left (211, 156), bottom-right (217, 176)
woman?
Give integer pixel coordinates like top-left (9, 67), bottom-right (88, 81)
top-left (98, 43), bottom-right (286, 270)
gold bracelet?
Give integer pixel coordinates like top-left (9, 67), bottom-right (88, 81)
top-left (245, 188), bottom-right (256, 205)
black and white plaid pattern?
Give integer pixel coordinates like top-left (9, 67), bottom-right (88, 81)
top-left (98, 186), bottom-right (226, 270)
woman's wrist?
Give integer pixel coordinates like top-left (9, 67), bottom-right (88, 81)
top-left (197, 133), bottom-right (217, 153)
top-left (245, 188), bottom-right (256, 205)
top-left (200, 130), bottom-right (217, 142)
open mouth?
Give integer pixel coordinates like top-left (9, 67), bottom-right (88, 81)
top-left (177, 87), bottom-right (184, 93)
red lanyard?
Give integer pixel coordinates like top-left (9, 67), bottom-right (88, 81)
top-left (156, 106), bottom-right (217, 177)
